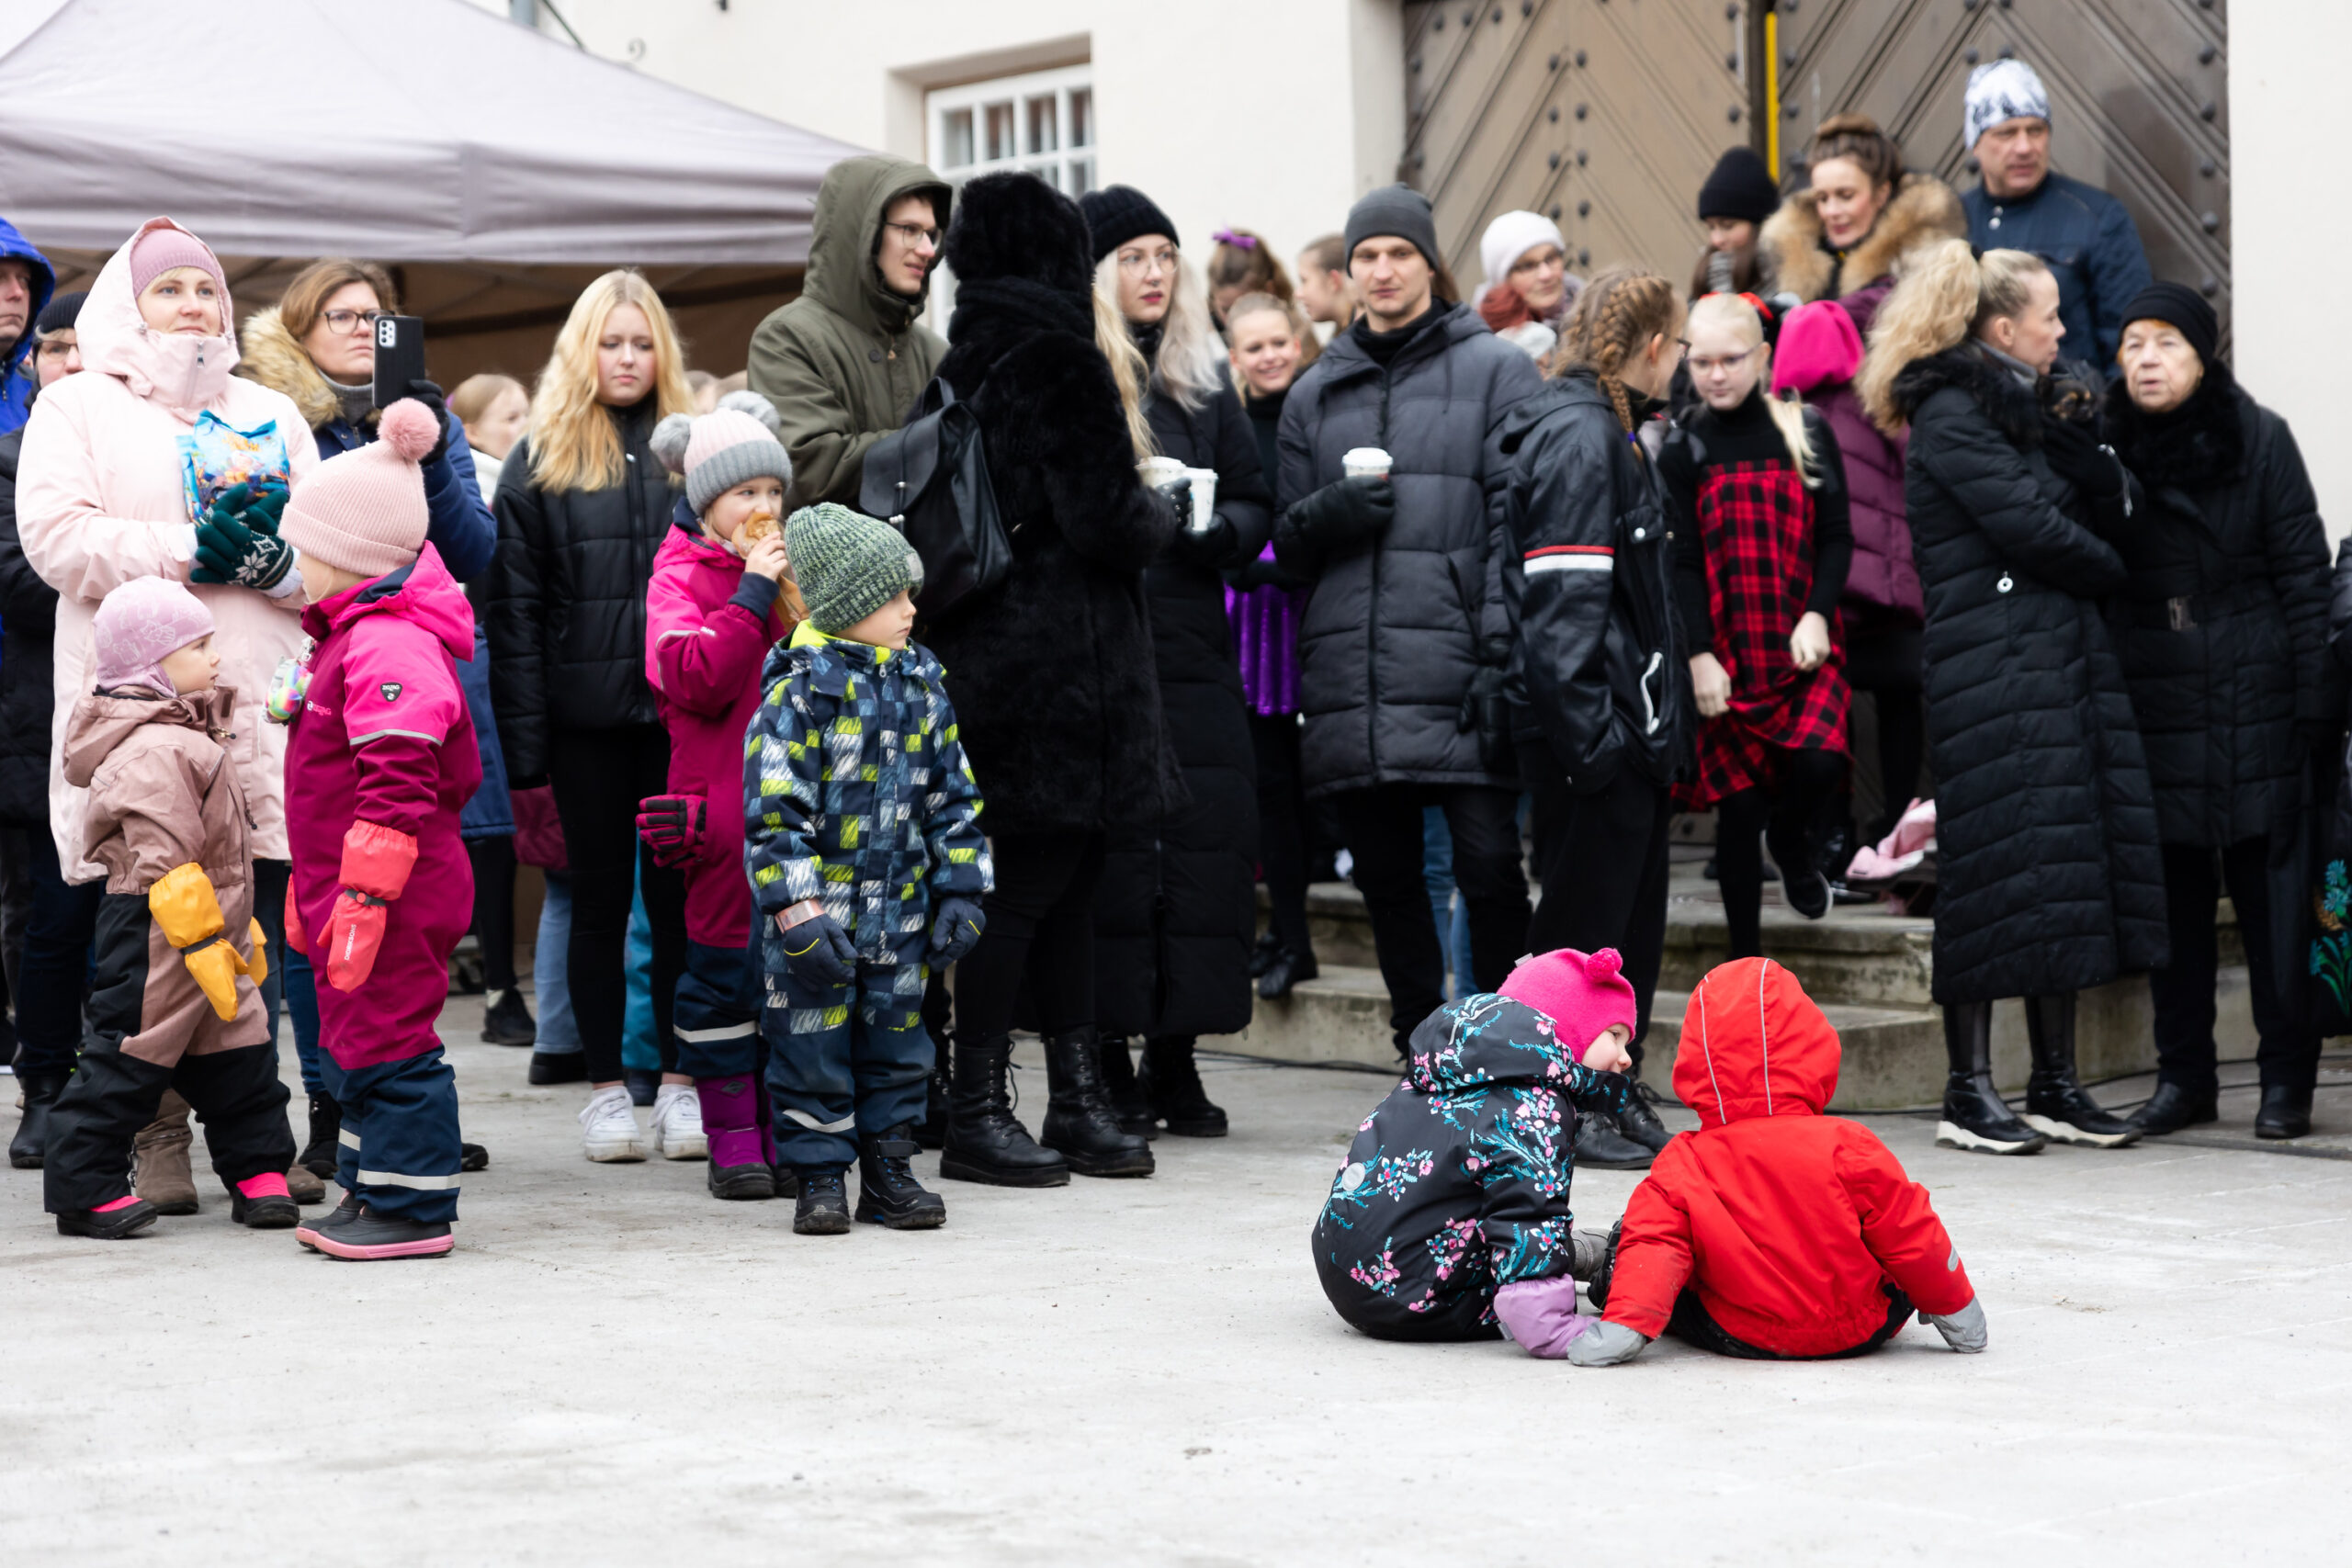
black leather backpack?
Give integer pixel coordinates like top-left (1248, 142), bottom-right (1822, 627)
top-left (859, 377), bottom-right (1011, 623)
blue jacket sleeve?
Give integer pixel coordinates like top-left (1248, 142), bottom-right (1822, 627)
top-left (421, 419), bottom-right (496, 581)
top-left (919, 678), bottom-right (991, 899)
top-left (742, 653), bottom-right (831, 921)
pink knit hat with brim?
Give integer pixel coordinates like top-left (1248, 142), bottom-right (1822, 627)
top-left (1498, 946), bottom-right (1639, 1064)
top-left (129, 226), bottom-right (226, 301)
top-left (94, 577), bottom-right (216, 695)
top-left (280, 400), bottom-right (437, 579)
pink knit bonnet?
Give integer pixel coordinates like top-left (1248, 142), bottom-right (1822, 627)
top-left (93, 577), bottom-right (216, 695)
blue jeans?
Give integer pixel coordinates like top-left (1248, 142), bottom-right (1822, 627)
top-left (621, 875), bottom-right (661, 1073)
top-left (1419, 807), bottom-right (1476, 1001)
top-left (534, 872), bottom-right (582, 1055)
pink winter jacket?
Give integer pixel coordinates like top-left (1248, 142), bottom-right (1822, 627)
top-left (645, 520), bottom-right (795, 946)
top-left (286, 546), bottom-right (481, 1068)
top-left (15, 219), bottom-right (320, 877)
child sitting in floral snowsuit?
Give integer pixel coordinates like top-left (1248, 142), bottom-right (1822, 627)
top-left (1312, 947), bottom-right (1636, 1352)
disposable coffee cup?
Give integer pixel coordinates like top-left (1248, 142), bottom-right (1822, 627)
top-left (1180, 465), bottom-right (1219, 532)
top-left (1139, 455), bottom-right (1186, 488)
top-left (1343, 446), bottom-right (1393, 479)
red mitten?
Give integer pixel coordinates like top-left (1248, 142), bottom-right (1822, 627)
top-left (323, 888), bottom-right (390, 993)
top-left (340, 819), bottom-right (419, 901)
top-left (284, 880), bottom-right (308, 955)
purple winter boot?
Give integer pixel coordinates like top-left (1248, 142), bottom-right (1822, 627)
top-left (697, 1077), bottom-right (776, 1201)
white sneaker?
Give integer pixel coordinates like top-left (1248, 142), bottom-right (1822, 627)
top-left (649, 1083), bottom-right (707, 1161)
top-left (579, 1087), bottom-right (646, 1163)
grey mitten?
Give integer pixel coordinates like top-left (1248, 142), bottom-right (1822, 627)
top-left (1918, 1295), bottom-right (1988, 1354)
top-left (1564, 1318), bottom-right (1650, 1367)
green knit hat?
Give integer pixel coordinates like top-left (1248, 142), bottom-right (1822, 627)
top-left (785, 503), bottom-right (925, 634)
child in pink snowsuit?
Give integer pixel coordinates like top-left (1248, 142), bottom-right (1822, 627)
top-left (277, 400), bottom-right (482, 1260)
top-left (640, 392), bottom-right (800, 1201)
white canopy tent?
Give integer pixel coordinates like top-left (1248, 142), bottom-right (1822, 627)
top-left (0, 0), bottom-right (866, 379)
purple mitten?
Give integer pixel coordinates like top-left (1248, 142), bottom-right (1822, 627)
top-left (1492, 1275), bottom-right (1600, 1360)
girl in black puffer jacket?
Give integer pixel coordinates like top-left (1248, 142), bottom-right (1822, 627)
top-left (484, 271), bottom-right (702, 1162)
top-left (1861, 238), bottom-right (2165, 1157)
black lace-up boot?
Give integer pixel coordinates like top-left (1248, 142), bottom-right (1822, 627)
top-left (1039, 1029), bottom-right (1155, 1178)
top-left (854, 1124), bottom-right (946, 1229)
top-left (939, 1034), bottom-right (1069, 1188)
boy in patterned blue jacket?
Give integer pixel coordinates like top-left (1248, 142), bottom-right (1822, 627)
top-left (745, 504), bottom-right (991, 1235)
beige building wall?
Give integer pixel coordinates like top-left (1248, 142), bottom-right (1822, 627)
top-left (2233, 6), bottom-right (2348, 545)
top-left (473, 0), bottom-right (1405, 292)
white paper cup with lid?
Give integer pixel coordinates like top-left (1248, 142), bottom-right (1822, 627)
top-left (1343, 446), bottom-right (1394, 479)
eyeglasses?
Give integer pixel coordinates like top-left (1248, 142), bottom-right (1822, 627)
top-left (1683, 344), bottom-right (1758, 376)
top-left (882, 220), bottom-right (942, 248)
top-left (322, 308), bottom-right (385, 334)
top-left (34, 338), bottom-right (75, 359)
top-left (1116, 246), bottom-right (1178, 275)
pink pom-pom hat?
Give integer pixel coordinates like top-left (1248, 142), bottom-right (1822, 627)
top-left (1498, 946), bottom-right (1640, 1065)
top-left (279, 397), bottom-right (437, 580)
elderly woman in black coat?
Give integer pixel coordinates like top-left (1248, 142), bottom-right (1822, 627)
top-left (1078, 186), bottom-right (1272, 1140)
top-left (2105, 284), bottom-right (2333, 1141)
top-left (1860, 237), bottom-right (2165, 1156)
top-left (925, 172), bottom-right (1186, 1187)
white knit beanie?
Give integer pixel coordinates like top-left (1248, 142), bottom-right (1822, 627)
top-left (1479, 209), bottom-right (1566, 289)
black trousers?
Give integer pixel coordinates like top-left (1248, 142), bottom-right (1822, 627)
top-left (954, 830), bottom-right (1107, 1044)
top-left (467, 836), bottom-right (519, 992)
top-left (1249, 711), bottom-right (1315, 960)
top-left (1528, 761), bottom-right (1671, 1066)
top-left (2151, 837), bottom-right (2322, 1095)
top-left (1845, 622), bottom-right (1925, 841)
top-left (10, 829), bottom-right (102, 1079)
top-left (548, 726), bottom-right (689, 1083)
top-left (1329, 784), bottom-right (1531, 1055)
top-left (1668, 1284), bottom-right (1913, 1359)
top-left (1716, 747), bottom-right (1848, 960)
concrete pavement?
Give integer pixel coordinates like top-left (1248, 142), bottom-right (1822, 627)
top-left (3, 991), bottom-right (2347, 1564)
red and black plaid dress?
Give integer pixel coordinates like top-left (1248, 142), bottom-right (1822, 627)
top-left (1664, 393), bottom-right (1853, 809)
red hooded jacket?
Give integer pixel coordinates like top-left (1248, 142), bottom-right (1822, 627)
top-left (1604, 957), bottom-right (1973, 1357)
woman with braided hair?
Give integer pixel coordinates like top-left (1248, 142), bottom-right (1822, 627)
top-left (1498, 267), bottom-right (1689, 1170)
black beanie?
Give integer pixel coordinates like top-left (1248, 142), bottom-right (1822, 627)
top-left (1697, 147), bottom-right (1781, 225)
top-left (1344, 184), bottom-right (1442, 269)
top-left (34, 289), bottom-right (85, 337)
top-left (2119, 281), bottom-right (2220, 367)
top-left (1080, 186), bottom-right (1180, 265)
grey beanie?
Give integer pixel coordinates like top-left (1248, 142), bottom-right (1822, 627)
top-left (1343, 184), bottom-right (1442, 269)
top-left (785, 502), bottom-right (925, 635)
top-left (650, 390), bottom-right (795, 516)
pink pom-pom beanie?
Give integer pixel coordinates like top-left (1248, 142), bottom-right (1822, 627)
top-left (1498, 946), bottom-right (1639, 1061)
top-left (279, 397), bottom-right (437, 580)
top-left (94, 577), bottom-right (215, 695)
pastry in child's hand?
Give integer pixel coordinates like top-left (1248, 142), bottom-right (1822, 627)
top-left (740, 510), bottom-right (781, 544)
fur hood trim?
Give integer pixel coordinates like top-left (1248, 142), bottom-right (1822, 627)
top-left (2104, 361), bottom-right (2247, 494)
top-left (234, 306), bottom-right (342, 433)
top-left (1889, 344), bottom-right (2042, 447)
top-left (1761, 172), bottom-right (1966, 306)
top-left (943, 170), bottom-right (1093, 297)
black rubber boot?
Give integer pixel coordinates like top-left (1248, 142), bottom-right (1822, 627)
top-left (1249, 927), bottom-right (1282, 978)
top-left (1936, 1000), bottom-right (2047, 1155)
top-left (939, 1035), bottom-right (1069, 1188)
top-left (1257, 947), bottom-right (1318, 1000)
top-left (8, 1072), bottom-right (66, 1170)
top-left (913, 1039), bottom-right (951, 1151)
top-left (1140, 1036), bottom-right (1227, 1137)
top-left (2256, 1084), bottom-right (2314, 1140)
top-left (1097, 1035), bottom-right (1157, 1137)
top-left (55, 1200), bottom-right (160, 1240)
top-left (1585, 1218), bottom-right (1624, 1311)
top-left (2020, 993), bottom-right (2139, 1147)
top-left (231, 1188), bottom-right (300, 1229)
top-left (481, 987), bottom-right (537, 1046)
top-left (300, 1207), bottom-right (453, 1260)
top-left (298, 1190), bottom-right (364, 1251)
top-left (1040, 1030), bottom-right (1156, 1178)
top-left (792, 1168), bottom-right (853, 1235)
top-left (298, 1090), bottom-right (341, 1180)
top-left (460, 1142), bottom-right (490, 1172)
top-left (854, 1124), bottom-right (946, 1229)
top-left (2127, 1081), bottom-right (2220, 1137)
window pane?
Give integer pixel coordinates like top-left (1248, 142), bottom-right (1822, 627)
top-left (1068, 155), bottom-right (1095, 197)
top-left (941, 107), bottom-right (974, 170)
top-left (984, 101), bottom-right (1016, 163)
top-left (1069, 87), bottom-right (1093, 149)
top-left (1027, 161), bottom-right (1061, 191)
top-left (1026, 95), bottom-right (1058, 154)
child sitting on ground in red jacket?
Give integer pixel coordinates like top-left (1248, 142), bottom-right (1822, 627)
top-left (1571, 955), bottom-right (1987, 1363)
top-left (277, 400), bottom-right (482, 1261)
top-left (633, 392), bottom-right (801, 1189)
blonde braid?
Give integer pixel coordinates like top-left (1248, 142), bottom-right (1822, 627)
top-left (1557, 268), bottom-right (1679, 434)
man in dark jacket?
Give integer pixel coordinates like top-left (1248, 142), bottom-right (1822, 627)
top-left (1275, 185), bottom-right (1543, 1056)
top-left (748, 154), bottom-right (951, 509)
top-left (1959, 60), bottom-right (2151, 367)
top-left (0, 216), bottom-right (56, 435)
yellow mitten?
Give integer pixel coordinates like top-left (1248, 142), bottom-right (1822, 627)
top-left (150, 863), bottom-right (226, 949)
top-left (246, 918), bottom-right (268, 989)
top-left (183, 938), bottom-right (243, 1022)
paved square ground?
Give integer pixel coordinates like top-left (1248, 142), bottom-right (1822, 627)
top-left (3, 994), bottom-right (2346, 1564)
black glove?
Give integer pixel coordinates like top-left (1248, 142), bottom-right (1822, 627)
top-left (926, 896), bottom-right (987, 965)
top-left (1456, 637), bottom-right (1515, 773)
top-left (1167, 511), bottom-right (1237, 568)
top-left (1227, 548), bottom-right (1304, 592)
top-left (402, 378), bottom-right (453, 467)
top-left (1149, 476), bottom-right (1193, 531)
top-left (1286, 476), bottom-right (1394, 552)
top-left (194, 483), bottom-right (300, 592)
top-left (2041, 416), bottom-right (2123, 502)
top-left (777, 913), bottom-right (856, 988)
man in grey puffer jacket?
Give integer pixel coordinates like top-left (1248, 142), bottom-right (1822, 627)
top-left (1274, 185), bottom-right (1543, 1057)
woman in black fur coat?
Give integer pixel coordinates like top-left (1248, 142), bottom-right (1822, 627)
top-left (924, 171), bottom-right (1186, 1188)
top-left (1860, 238), bottom-right (2165, 1158)
top-left (2105, 283), bottom-right (2334, 1141)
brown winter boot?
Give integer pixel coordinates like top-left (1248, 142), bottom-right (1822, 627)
top-left (133, 1090), bottom-right (199, 1214)
top-left (283, 1156), bottom-right (327, 1205)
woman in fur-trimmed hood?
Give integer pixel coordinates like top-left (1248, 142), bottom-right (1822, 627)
top-left (1761, 114), bottom-right (1965, 333)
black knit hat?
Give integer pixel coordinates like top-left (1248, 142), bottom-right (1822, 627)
top-left (2120, 281), bottom-right (2220, 367)
top-left (1080, 186), bottom-right (1180, 265)
top-left (1343, 184), bottom-right (1441, 269)
top-left (1697, 147), bottom-right (1781, 224)
top-left (34, 289), bottom-right (85, 337)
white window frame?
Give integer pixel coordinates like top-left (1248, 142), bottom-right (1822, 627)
top-left (926, 63), bottom-right (1096, 198)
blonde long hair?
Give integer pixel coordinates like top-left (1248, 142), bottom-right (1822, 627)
top-left (1688, 293), bottom-right (1816, 484)
top-left (1091, 289), bottom-right (1157, 461)
top-left (526, 270), bottom-right (696, 491)
top-left (1093, 251), bottom-right (1228, 414)
top-left (1552, 267), bottom-right (1683, 434)
top-left (1859, 239), bottom-right (2050, 433)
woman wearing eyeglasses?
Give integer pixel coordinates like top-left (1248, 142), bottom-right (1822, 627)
top-left (239, 260), bottom-right (506, 1179)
